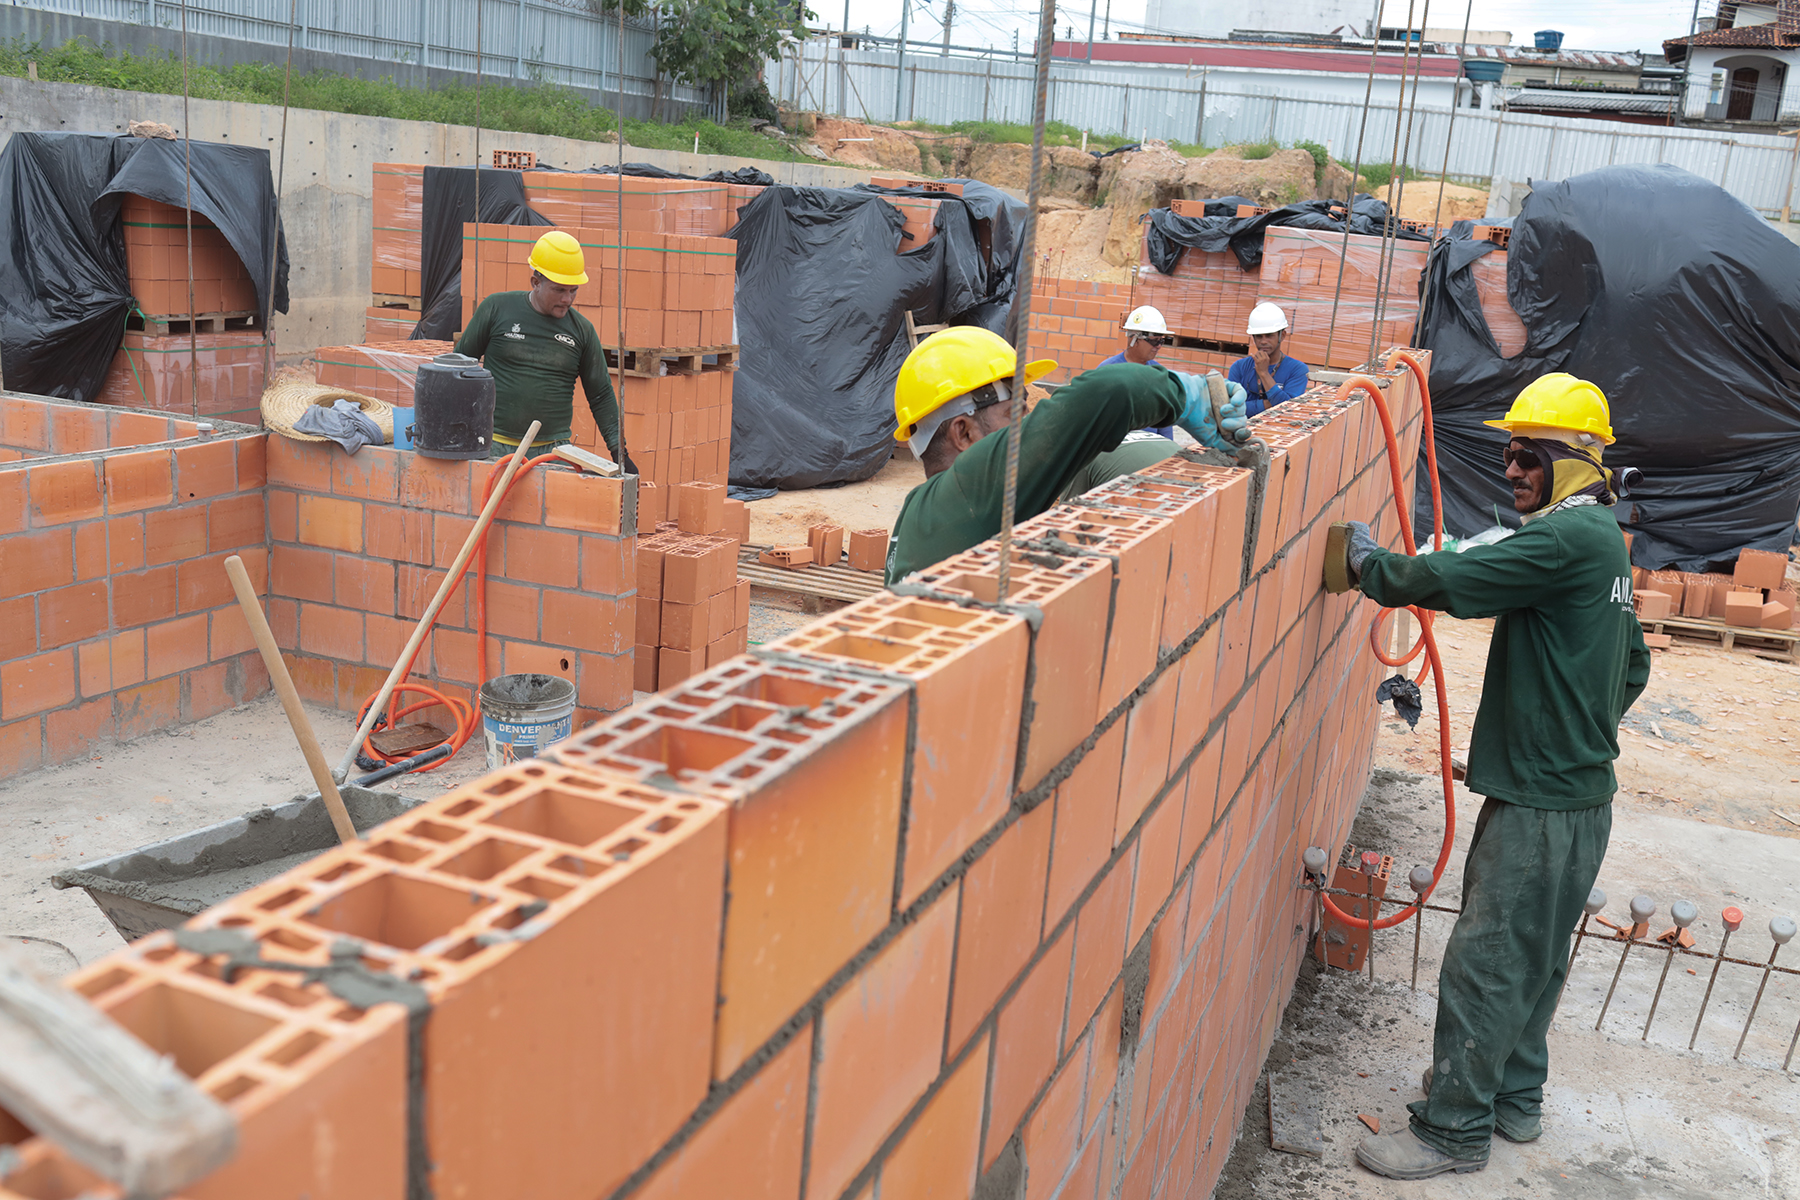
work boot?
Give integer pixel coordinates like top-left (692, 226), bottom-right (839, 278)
top-left (1356, 1128), bottom-right (1487, 1180)
top-left (1420, 1066), bottom-right (1542, 1143)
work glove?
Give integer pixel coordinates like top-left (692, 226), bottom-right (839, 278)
top-left (1171, 371), bottom-right (1250, 452)
top-left (1344, 520), bottom-right (1379, 584)
top-left (618, 447), bottom-right (641, 478)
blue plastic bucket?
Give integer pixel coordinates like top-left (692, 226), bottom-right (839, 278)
top-left (390, 407), bottom-right (415, 449)
top-left (479, 673), bottom-right (576, 769)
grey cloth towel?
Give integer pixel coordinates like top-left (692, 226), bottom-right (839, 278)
top-left (293, 399), bottom-right (383, 453)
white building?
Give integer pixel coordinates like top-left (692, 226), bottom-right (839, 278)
top-left (1144, 0), bottom-right (1372, 41)
top-left (1664, 0), bottom-right (1800, 123)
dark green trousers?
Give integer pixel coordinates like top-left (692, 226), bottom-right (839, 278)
top-left (1408, 797), bottom-right (1612, 1160)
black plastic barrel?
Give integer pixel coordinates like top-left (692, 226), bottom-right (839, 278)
top-left (407, 352), bottom-right (496, 460)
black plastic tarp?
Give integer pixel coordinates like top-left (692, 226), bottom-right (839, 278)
top-left (414, 167), bottom-right (550, 341)
top-left (726, 179), bottom-right (1026, 490)
top-left (0, 131), bottom-right (289, 403)
top-left (593, 162), bottom-right (777, 186)
top-left (1144, 194), bottom-right (1427, 273)
top-left (1413, 164), bottom-right (1800, 569)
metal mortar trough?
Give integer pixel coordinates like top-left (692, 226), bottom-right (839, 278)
top-left (49, 787), bottom-right (423, 942)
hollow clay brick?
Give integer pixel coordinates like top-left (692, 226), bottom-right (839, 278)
top-left (1642, 632), bottom-right (1673, 649)
top-left (633, 644), bottom-right (658, 692)
top-left (1045, 722), bottom-right (1126, 932)
top-left (197, 763), bottom-right (729, 1200)
top-left (909, 540), bottom-right (1110, 795)
top-left (1734, 547), bottom-right (1787, 592)
top-left (1083, 473), bottom-right (1219, 651)
top-left (758, 544), bottom-right (813, 569)
top-left (548, 657), bottom-right (909, 1078)
top-left (879, 1035), bottom-right (990, 1200)
top-left (1724, 590), bottom-right (1764, 628)
top-left (1761, 601), bottom-right (1792, 630)
top-left (948, 799), bottom-right (1053, 1053)
top-left (809, 892), bottom-right (956, 1200)
top-left (1633, 590), bottom-right (1672, 621)
top-left (1068, 851), bottom-right (1134, 1037)
top-left (676, 480), bottom-right (726, 535)
top-left (806, 523), bottom-right (845, 568)
top-left (847, 528), bottom-right (889, 573)
top-left (1115, 667), bottom-right (1179, 842)
top-left (985, 922), bottom-right (1073, 1169)
top-left (1144, 458), bottom-right (1252, 620)
top-left (767, 591), bottom-right (1028, 906)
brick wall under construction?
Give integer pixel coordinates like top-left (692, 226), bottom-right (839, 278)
top-left (0, 353), bottom-right (1432, 1200)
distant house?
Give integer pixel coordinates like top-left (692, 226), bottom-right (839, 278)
top-left (1664, 0), bottom-right (1800, 125)
top-left (1457, 45), bottom-right (1682, 125)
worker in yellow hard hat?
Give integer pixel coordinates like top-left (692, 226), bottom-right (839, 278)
top-left (1333, 373), bottom-right (1649, 1181)
top-left (454, 229), bottom-right (635, 469)
top-left (885, 325), bottom-right (1248, 582)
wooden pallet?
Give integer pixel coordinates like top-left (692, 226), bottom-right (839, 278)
top-left (1641, 614), bottom-right (1798, 662)
top-left (371, 293), bottom-right (423, 310)
top-left (737, 545), bottom-right (885, 604)
top-left (604, 346), bottom-right (738, 378)
top-left (128, 310), bottom-right (259, 336)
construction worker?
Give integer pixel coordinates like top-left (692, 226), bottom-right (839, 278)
top-left (1337, 374), bottom-right (1651, 1180)
top-left (1100, 305), bottom-right (1176, 437)
top-left (454, 230), bottom-right (636, 470)
top-left (1227, 302), bottom-right (1309, 416)
top-left (885, 326), bottom-right (1247, 582)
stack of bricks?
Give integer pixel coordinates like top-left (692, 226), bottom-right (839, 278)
top-left (0, 351), bottom-right (1437, 1200)
top-left (370, 163), bottom-right (426, 299)
top-left (520, 171), bottom-right (755, 237)
top-left (119, 194), bottom-right (258, 319)
top-left (1254, 228), bottom-right (1428, 369)
top-left (1134, 232), bottom-right (1261, 344)
top-left (461, 222), bottom-right (737, 489)
top-left (312, 341), bottom-right (455, 408)
top-left (1468, 247), bottom-right (1527, 357)
top-left (0, 395), bottom-right (270, 777)
top-left (1030, 277), bottom-right (1233, 383)
top-left (633, 482), bottom-right (749, 692)
top-left (262, 437), bottom-right (636, 725)
top-left (98, 195), bottom-right (266, 420)
top-left (1726, 547), bottom-right (1795, 630)
top-left (95, 334), bottom-right (267, 426)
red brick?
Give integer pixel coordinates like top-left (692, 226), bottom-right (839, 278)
top-left (299, 603), bottom-right (365, 662)
top-left (986, 923), bottom-right (1074, 1167)
top-left (0, 716), bottom-right (43, 776)
top-left (542, 590), bottom-right (624, 653)
top-left (333, 556), bottom-right (396, 615)
top-left (27, 460), bottom-right (103, 525)
top-left (1069, 851), bottom-right (1134, 1035)
top-left (143, 505), bottom-right (209, 565)
top-left (38, 582), bottom-right (109, 649)
top-left (109, 629), bottom-right (145, 689)
top-left (115, 675), bottom-right (181, 736)
top-left (363, 503), bottom-right (433, 564)
top-left (543, 468), bottom-right (623, 534)
top-left (0, 596), bottom-right (33, 660)
top-left (236, 435), bottom-right (266, 488)
top-left (579, 535), bottom-right (634, 596)
top-left (481, 578), bottom-right (541, 640)
top-left (270, 544), bottom-right (336, 604)
top-left (45, 696), bottom-right (111, 761)
top-left (174, 438), bottom-right (237, 500)
top-left (144, 612), bottom-right (209, 680)
top-left (398, 453), bottom-right (470, 512)
top-left (1022, 1032), bottom-right (1093, 1200)
top-left (297, 494), bottom-right (364, 552)
top-left (950, 800), bottom-right (1052, 1054)
top-left (208, 492), bottom-right (265, 550)
top-left (500, 524), bottom-right (581, 588)
top-left (103, 449), bottom-right (174, 514)
top-left (1128, 796), bottom-right (1184, 951)
top-left (881, 1036), bottom-right (990, 1199)
top-left (0, 527), bottom-right (74, 597)
top-left (1, 647), bottom-right (76, 718)
top-left (1046, 722), bottom-right (1125, 931)
top-left (1116, 668), bottom-right (1178, 841)
top-left (810, 893), bottom-right (957, 1200)
top-left (266, 488), bottom-right (298, 542)
top-left (329, 445), bottom-right (400, 501)
top-left (0, 471), bottom-right (23, 536)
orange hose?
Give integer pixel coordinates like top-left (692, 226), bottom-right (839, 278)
top-left (1319, 363), bottom-right (1455, 931)
top-left (354, 452), bottom-right (560, 772)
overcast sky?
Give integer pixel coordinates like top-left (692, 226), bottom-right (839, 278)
top-left (829, 0), bottom-right (1709, 57)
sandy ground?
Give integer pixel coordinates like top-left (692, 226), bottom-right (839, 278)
top-left (1215, 611), bottom-right (1800, 1199)
top-left (744, 450), bottom-right (924, 547)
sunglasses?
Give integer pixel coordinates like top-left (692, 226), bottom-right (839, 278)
top-left (1501, 445), bottom-right (1543, 471)
top-left (1134, 334), bottom-right (1170, 347)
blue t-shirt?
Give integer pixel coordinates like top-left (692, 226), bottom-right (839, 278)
top-left (1097, 352), bottom-right (1171, 435)
top-left (1227, 354), bottom-right (1310, 417)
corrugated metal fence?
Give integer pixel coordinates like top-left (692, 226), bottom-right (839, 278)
top-left (778, 39), bottom-right (1800, 216)
top-left (20, 0), bottom-right (718, 118)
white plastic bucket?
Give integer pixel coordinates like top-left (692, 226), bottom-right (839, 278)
top-left (479, 673), bottom-right (576, 769)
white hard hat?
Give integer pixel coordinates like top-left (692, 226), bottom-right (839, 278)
top-left (1122, 305), bottom-right (1171, 336)
top-left (1247, 302), bottom-right (1289, 336)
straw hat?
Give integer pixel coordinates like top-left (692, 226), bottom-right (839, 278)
top-left (261, 380), bottom-right (395, 443)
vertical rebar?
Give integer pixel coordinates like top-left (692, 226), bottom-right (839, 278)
top-left (1734, 917), bottom-right (1796, 1060)
top-left (179, 0), bottom-right (196, 421)
top-left (996, 0), bottom-right (1057, 602)
top-left (1642, 899), bottom-right (1698, 1041)
top-left (1407, 865), bottom-right (1432, 991)
top-left (1689, 907), bottom-right (1742, 1050)
top-left (1322, 0), bottom-right (1394, 369)
top-left (261, 0), bottom-right (299, 389)
top-left (1362, 850), bottom-right (1381, 984)
top-left (1596, 896), bottom-right (1656, 1032)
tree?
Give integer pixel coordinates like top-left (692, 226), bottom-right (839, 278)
top-left (587, 0), bottom-right (810, 98)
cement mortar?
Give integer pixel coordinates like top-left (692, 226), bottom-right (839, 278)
top-left (1215, 768), bottom-right (1800, 1199)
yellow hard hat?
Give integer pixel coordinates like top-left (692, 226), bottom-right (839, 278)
top-left (894, 326), bottom-right (1055, 444)
top-left (528, 230), bottom-right (588, 286)
top-left (1483, 372), bottom-right (1614, 445)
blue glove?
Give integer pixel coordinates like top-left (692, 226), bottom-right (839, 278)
top-left (1344, 519), bottom-right (1379, 583)
top-left (1172, 372), bottom-right (1249, 452)
top-left (1218, 380), bottom-right (1249, 444)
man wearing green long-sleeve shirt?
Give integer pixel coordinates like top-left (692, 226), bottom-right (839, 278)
top-left (1342, 374), bottom-right (1651, 1181)
top-left (884, 327), bottom-right (1248, 582)
top-left (455, 230), bottom-right (636, 471)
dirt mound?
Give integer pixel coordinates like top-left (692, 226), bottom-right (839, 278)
top-left (1382, 178), bottom-right (1490, 223)
top-left (1182, 145), bottom-right (1319, 206)
top-left (965, 143), bottom-right (1099, 202)
top-left (1097, 141), bottom-right (1189, 267)
top-left (813, 117), bottom-right (922, 172)
top-left (1034, 201), bottom-right (1130, 284)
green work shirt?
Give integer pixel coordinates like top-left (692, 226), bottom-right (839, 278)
top-left (1359, 503), bottom-right (1652, 811)
top-left (454, 291), bottom-right (624, 459)
top-left (886, 363), bottom-right (1184, 582)
top-left (1058, 430), bottom-right (1179, 501)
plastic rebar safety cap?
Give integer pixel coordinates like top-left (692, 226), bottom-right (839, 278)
top-left (1722, 906), bottom-right (1744, 932)
top-left (1671, 900), bottom-right (1699, 928)
top-left (1772, 916), bottom-right (1797, 945)
top-left (1585, 888), bottom-right (1607, 915)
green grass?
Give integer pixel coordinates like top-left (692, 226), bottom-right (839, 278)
top-left (1294, 139), bottom-right (1328, 185)
top-left (1355, 162), bottom-right (1426, 189)
top-left (0, 36), bottom-right (819, 163)
top-left (901, 118), bottom-right (1158, 154)
top-left (1236, 141), bottom-right (1278, 161)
